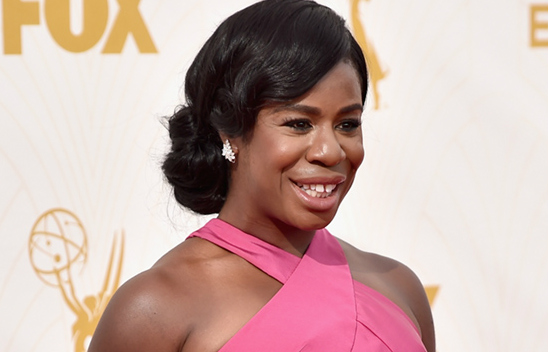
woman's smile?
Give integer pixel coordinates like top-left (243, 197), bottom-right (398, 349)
top-left (296, 182), bottom-right (338, 198)
top-left (291, 180), bottom-right (341, 212)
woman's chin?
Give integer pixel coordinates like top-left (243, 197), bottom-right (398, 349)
top-left (286, 210), bottom-right (338, 232)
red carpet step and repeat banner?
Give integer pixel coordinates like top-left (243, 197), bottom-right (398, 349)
top-left (1, 1), bottom-right (548, 351)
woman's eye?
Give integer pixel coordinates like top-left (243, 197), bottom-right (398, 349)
top-left (337, 119), bottom-right (361, 132)
top-left (284, 119), bottom-right (312, 131)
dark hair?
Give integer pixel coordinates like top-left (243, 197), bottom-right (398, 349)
top-left (162, 0), bottom-right (368, 214)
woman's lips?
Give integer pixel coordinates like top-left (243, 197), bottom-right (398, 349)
top-left (294, 182), bottom-right (338, 198)
top-left (291, 177), bottom-right (345, 211)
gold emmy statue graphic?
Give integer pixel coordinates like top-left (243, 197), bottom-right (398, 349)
top-left (350, 0), bottom-right (388, 110)
top-left (425, 285), bottom-right (439, 306)
top-left (28, 208), bottom-right (125, 352)
top-left (350, 2), bottom-right (440, 307)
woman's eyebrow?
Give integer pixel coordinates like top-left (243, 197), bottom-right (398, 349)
top-left (339, 103), bottom-right (364, 114)
top-left (272, 103), bottom-right (321, 116)
top-left (272, 103), bottom-right (363, 116)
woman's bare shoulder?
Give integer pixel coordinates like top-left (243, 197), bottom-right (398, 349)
top-left (337, 238), bottom-right (436, 352)
top-left (337, 239), bottom-right (419, 288)
top-left (88, 237), bottom-right (230, 352)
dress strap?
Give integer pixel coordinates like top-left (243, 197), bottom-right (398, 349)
top-left (187, 219), bottom-right (301, 283)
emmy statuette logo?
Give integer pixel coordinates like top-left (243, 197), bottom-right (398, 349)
top-left (424, 285), bottom-right (439, 307)
top-left (28, 208), bottom-right (125, 352)
top-left (349, 1), bottom-right (440, 306)
top-left (350, 0), bottom-right (388, 110)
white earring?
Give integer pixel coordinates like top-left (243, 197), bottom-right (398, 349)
top-left (222, 139), bottom-right (236, 163)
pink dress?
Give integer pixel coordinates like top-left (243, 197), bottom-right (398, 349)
top-left (188, 219), bottom-right (426, 351)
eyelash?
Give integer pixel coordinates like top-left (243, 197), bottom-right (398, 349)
top-left (282, 118), bottom-right (362, 132)
top-left (337, 118), bottom-right (362, 132)
top-left (283, 118), bottom-right (312, 131)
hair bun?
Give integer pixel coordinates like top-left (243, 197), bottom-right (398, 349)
top-left (162, 106), bottom-right (228, 214)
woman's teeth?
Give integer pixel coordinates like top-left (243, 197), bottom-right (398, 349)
top-left (297, 183), bottom-right (337, 198)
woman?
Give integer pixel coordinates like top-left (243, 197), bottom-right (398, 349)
top-left (89, 0), bottom-right (435, 351)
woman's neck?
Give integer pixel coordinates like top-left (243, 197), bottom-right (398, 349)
top-left (217, 211), bottom-right (316, 258)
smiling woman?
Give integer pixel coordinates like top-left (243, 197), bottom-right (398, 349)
top-left (88, 1), bottom-right (435, 351)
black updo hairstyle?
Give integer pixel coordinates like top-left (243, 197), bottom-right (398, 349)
top-left (162, 0), bottom-right (368, 214)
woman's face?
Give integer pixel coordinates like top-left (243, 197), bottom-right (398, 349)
top-left (226, 61), bottom-right (364, 231)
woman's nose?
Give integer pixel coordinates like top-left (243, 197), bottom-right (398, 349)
top-left (305, 127), bottom-right (346, 166)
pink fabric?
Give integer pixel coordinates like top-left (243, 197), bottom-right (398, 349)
top-left (188, 219), bottom-right (426, 351)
